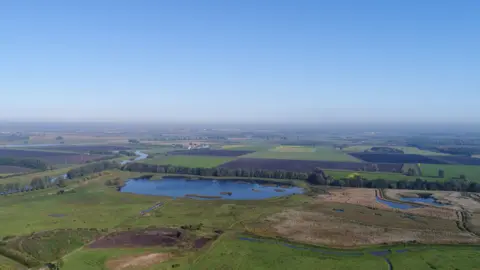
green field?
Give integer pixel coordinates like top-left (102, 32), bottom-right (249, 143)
top-left (420, 164), bottom-right (480, 182)
top-left (342, 145), bottom-right (448, 156)
top-left (324, 169), bottom-right (439, 182)
top-left (387, 246), bottom-right (480, 270)
top-left (140, 155), bottom-right (235, 167)
top-left (0, 254), bottom-right (26, 270)
top-left (0, 166), bottom-right (76, 185)
top-left (243, 146), bottom-right (361, 162)
top-left (186, 236), bottom-right (384, 270)
top-left (1, 168), bottom-right (479, 269)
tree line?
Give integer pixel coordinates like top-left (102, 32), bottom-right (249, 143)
top-left (66, 161), bottom-right (120, 179)
top-left (0, 158), bottom-right (49, 170)
top-left (123, 162), bottom-right (480, 192)
top-left (0, 175), bottom-right (65, 195)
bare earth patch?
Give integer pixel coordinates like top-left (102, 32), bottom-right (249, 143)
top-left (265, 209), bottom-right (477, 247)
top-left (318, 188), bottom-right (387, 209)
top-left (319, 188), bottom-right (457, 220)
top-left (106, 253), bottom-right (172, 270)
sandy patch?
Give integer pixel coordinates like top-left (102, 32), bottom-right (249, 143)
top-left (106, 253), bottom-right (172, 270)
top-left (317, 188), bottom-right (388, 209)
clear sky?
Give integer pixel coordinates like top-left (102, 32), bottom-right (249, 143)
top-left (1, 0), bottom-right (479, 123)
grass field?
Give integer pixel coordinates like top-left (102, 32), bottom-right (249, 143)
top-left (271, 145), bottom-right (316, 152)
top-left (386, 246), bottom-right (480, 270)
top-left (401, 163), bottom-right (422, 176)
top-left (0, 166), bottom-right (75, 185)
top-left (243, 146), bottom-right (361, 162)
top-left (221, 144), bottom-right (273, 151)
top-left (1, 168), bottom-right (479, 270)
top-left (324, 169), bottom-right (439, 182)
top-left (141, 155), bottom-right (235, 167)
top-left (420, 164), bottom-right (480, 182)
top-left (0, 173), bottom-right (159, 237)
top-left (342, 145), bottom-right (449, 156)
top-left (0, 254), bottom-right (26, 270)
top-left (186, 236), bottom-right (385, 270)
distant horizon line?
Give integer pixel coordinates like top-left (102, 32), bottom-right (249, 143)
top-left (1, 119), bottom-right (480, 126)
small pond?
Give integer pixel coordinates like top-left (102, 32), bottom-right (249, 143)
top-left (399, 197), bottom-right (446, 207)
top-left (375, 197), bottom-right (419, 210)
top-left (120, 178), bottom-right (303, 200)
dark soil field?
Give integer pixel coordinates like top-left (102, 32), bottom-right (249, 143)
top-left (168, 149), bottom-right (254, 157)
top-left (194, 237), bottom-right (212, 248)
top-left (349, 153), bottom-right (448, 164)
top-left (431, 155), bottom-right (480, 165)
top-left (39, 154), bottom-right (107, 164)
top-left (0, 149), bottom-right (107, 165)
top-left (0, 165), bottom-right (34, 173)
top-left (89, 228), bottom-right (183, 248)
top-left (0, 149), bottom-right (74, 158)
top-left (219, 158), bottom-right (403, 172)
top-left (33, 145), bottom-right (130, 153)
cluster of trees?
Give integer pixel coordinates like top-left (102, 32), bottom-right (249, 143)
top-left (128, 139), bottom-right (140, 144)
top-left (368, 147), bottom-right (404, 154)
top-left (405, 168), bottom-right (419, 176)
top-left (118, 150), bottom-right (136, 156)
top-left (105, 177), bottom-right (122, 186)
top-left (123, 162), bottom-right (480, 192)
top-left (305, 172), bottom-right (480, 192)
top-left (0, 175), bottom-right (65, 195)
top-left (0, 158), bottom-right (49, 170)
top-left (123, 163), bottom-right (312, 180)
top-left (66, 161), bottom-right (119, 179)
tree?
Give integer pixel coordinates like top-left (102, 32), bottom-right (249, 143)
top-left (438, 169), bottom-right (445, 178)
top-left (57, 179), bottom-right (66, 188)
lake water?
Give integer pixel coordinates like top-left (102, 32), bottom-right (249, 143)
top-left (120, 178), bottom-right (303, 200)
top-left (399, 197), bottom-right (446, 207)
top-left (375, 197), bottom-right (419, 210)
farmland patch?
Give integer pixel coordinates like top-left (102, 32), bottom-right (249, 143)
top-left (0, 166), bottom-right (34, 174)
top-left (420, 164), bottom-right (480, 182)
top-left (168, 149), bottom-right (254, 157)
top-left (32, 145), bottom-right (131, 153)
top-left (343, 145), bottom-right (449, 156)
top-left (431, 155), bottom-right (480, 165)
top-left (0, 149), bottom-right (108, 165)
top-left (0, 149), bottom-right (74, 159)
top-left (350, 153), bottom-right (447, 164)
top-left (271, 145), bottom-right (315, 152)
top-left (39, 154), bottom-right (108, 165)
top-left (243, 146), bottom-right (362, 162)
top-left (141, 156), bottom-right (234, 167)
top-left (219, 158), bottom-right (402, 172)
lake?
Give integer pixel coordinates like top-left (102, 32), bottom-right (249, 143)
top-left (375, 197), bottom-right (419, 210)
top-left (399, 197), bottom-right (446, 207)
top-left (120, 178), bottom-right (303, 200)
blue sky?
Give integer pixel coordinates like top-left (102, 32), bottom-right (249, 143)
top-left (1, 0), bottom-right (479, 123)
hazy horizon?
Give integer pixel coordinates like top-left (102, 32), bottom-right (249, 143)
top-left (2, 1), bottom-right (479, 123)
